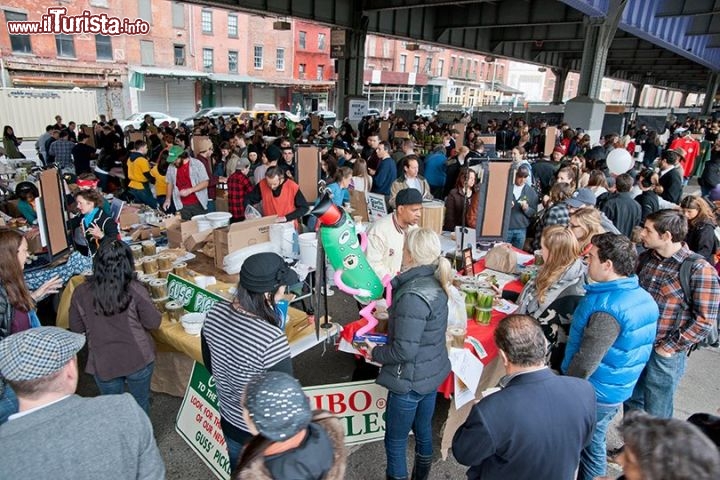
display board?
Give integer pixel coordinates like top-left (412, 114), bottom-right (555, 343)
top-left (296, 145), bottom-right (321, 203)
top-left (38, 168), bottom-right (70, 258)
top-left (475, 160), bottom-right (514, 241)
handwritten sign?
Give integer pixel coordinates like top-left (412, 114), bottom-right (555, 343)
top-left (167, 274), bottom-right (223, 313)
top-left (348, 99), bottom-right (368, 121)
top-left (366, 193), bottom-right (388, 221)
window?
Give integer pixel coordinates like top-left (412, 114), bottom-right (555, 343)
top-left (399, 54), bottom-right (407, 73)
top-left (424, 57), bottom-right (432, 75)
top-left (227, 14), bottom-right (237, 37)
top-left (465, 60), bottom-right (470, 79)
top-left (298, 63), bottom-right (306, 79)
top-left (5, 11), bottom-right (32, 54)
top-left (437, 59), bottom-right (444, 77)
top-left (317, 65), bottom-right (324, 80)
top-left (318, 33), bottom-right (326, 50)
top-left (138, 0), bottom-right (152, 23)
top-left (413, 56), bottom-right (420, 74)
top-left (480, 62), bottom-right (486, 79)
top-left (367, 36), bottom-right (376, 56)
top-left (472, 60), bottom-right (478, 79)
top-left (140, 40), bottom-right (154, 65)
top-left (299, 31), bottom-right (306, 49)
top-left (171, 2), bottom-right (184, 28)
top-left (95, 35), bottom-right (112, 60)
top-left (55, 34), bottom-right (75, 58)
top-left (90, 0), bottom-right (109, 7)
top-left (458, 58), bottom-right (464, 77)
top-left (382, 39), bottom-right (389, 57)
top-left (276, 48), bottom-right (285, 70)
top-left (202, 48), bottom-right (213, 71)
top-left (174, 45), bottom-right (185, 66)
top-left (228, 50), bottom-right (237, 73)
top-left (450, 56), bottom-right (456, 76)
top-left (201, 9), bottom-right (212, 34)
top-left (254, 45), bottom-right (263, 69)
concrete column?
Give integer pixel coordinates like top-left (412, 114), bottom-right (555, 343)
top-left (335, 2), bottom-right (367, 122)
top-left (632, 84), bottom-right (644, 108)
top-left (551, 67), bottom-right (568, 104)
top-left (701, 72), bottom-right (719, 115)
top-left (679, 91), bottom-right (689, 108)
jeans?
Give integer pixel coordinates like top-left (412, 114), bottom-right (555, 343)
top-left (505, 228), bottom-right (527, 251)
top-left (578, 402), bottom-right (620, 480)
top-left (0, 382), bottom-right (18, 424)
top-left (222, 426), bottom-right (252, 472)
top-left (94, 362), bottom-right (154, 415)
top-left (128, 184), bottom-right (158, 209)
top-left (384, 390), bottom-right (436, 479)
top-left (624, 349), bottom-right (687, 418)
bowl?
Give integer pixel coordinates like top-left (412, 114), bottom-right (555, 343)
top-left (181, 312), bottom-right (206, 336)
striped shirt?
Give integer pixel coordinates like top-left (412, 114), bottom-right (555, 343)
top-left (202, 301), bottom-right (290, 432)
top-left (637, 245), bottom-right (720, 353)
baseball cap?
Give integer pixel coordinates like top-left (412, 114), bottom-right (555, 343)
top-left (0, 327), bottom-right (85, 382)
top-left (674, 127), bottom-right (688, 134)
top-left (244, 372), bottom-right (312, 441)
top-left (240, 252), bottom-right (299, 293)
top-left (332, 139), bottom-right (350, 152)
top-left (167, 145), bottom-right (184, 163)
top-left (395, 188), bottom-right (424, 206)
top-left (566, 188), bottom-right (597, 208)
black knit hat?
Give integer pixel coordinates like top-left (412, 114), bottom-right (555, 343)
top-left (266, 144), bottom-right (282, 162)
top-left (240, 252), bottom-right (299, 293)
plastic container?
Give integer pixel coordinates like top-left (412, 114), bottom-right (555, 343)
top-left (181, 312), bottom-right (206, 336)
top-left (298, 232), bottom-right (318, 267)
top-left (165, 301), bottom-right (184, 323)
top-left (206, 212), bottom-right (232, 228)
top-left (141, 240), bottom-right (157, 256)
top-left (149, 278), bottom-right (168, 299)
top-left (269, 223), bottom-right (299, 258)
top-left (192, 214), bottom-right (212, 233)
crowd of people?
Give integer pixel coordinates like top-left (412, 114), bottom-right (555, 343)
top-left (2, 108), bottom-right (720, 480)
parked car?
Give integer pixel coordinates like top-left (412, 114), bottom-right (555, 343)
top-left (118, 112), bottom-right (179, 131)
top-left (239, 110), bottom-right (301, 124)
top-left (311, 110), bottom-right (337, 126)
top-left (367, 108), bottom-right (381, 118)
top-left (417, 109), bottom-right (437, 119)
top-left (182, 106), bottom-right (245, 128)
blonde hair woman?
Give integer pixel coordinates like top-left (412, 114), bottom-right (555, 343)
top-left (569, 207), bottom-right (606, 254)
top-left (365, 228), bottom-right (452, 480)
top-left (517, 225), bottom-right (587, 369)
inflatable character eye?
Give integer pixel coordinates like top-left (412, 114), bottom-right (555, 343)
top-left (339, 230), bottom-right (351, 245)
top-left (343, 254), bottom-right (359, 269)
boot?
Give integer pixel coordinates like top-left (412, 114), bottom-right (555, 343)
top-left (411, 454), bottom-right (433, 480)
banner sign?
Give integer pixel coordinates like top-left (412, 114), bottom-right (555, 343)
top-left (167, 273), bottom-right (223, 313)
top-left (176, 364), bottom-right (389, 478)
top-left (175, 362), bottom-right (230, 480)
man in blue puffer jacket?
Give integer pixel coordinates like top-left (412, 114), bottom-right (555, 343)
top-left (562, 233), bottom-right (658, 480)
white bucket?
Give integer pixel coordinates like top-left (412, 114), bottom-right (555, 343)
top-left (298, 233), bottom-right (318, 267)
top-left (269, 223), bottom-right (299, 258)
top-left (192, 214), bottom-right (212, 232)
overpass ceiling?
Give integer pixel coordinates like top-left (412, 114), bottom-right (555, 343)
top-left (200, 0), bottom-right (718, 92)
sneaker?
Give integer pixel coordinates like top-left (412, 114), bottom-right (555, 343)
top-left (320, 286), bottom-right (335, 296)
top-left (607, 445), bottom-right (624, 464)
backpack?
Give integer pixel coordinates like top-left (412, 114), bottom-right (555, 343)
top-left (678, 254), bottom-right (720, 351)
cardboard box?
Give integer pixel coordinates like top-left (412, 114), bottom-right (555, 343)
top-left (118, 205), bottom-right (140, 230)
top-left (130, 225), bottom-right (162, 241)
top-left (164, 215), bottom-right (212, 250)
top-left (215, 196), bottom-right (228, 213)
top-left (213, 215), bottom-right (277, 268)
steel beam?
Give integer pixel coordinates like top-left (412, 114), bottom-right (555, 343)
top-left (362, 0), bottom-right (483, 13)
top-left (656, 0), bottom-right (720, 18)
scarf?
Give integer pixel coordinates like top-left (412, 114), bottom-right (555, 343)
top-left (82, 208), bottom-right (100, 229)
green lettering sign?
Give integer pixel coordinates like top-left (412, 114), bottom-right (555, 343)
top-left (167, 274), bottom-right (223, 313)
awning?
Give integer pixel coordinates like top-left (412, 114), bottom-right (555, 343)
top-left (493, 82), bottom-right (524, 95)
top-left (208, 73), bottom-right (266, 84)
top-left (129, 66), bottom-right (209, 79)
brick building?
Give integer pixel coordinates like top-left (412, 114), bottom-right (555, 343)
top-left (1, 0), bottom-right (126, 118)
top-left (291, 20), bottom-right (335, 115)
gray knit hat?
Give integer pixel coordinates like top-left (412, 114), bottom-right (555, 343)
top-left (244, 372), bottom-right (311, 441)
